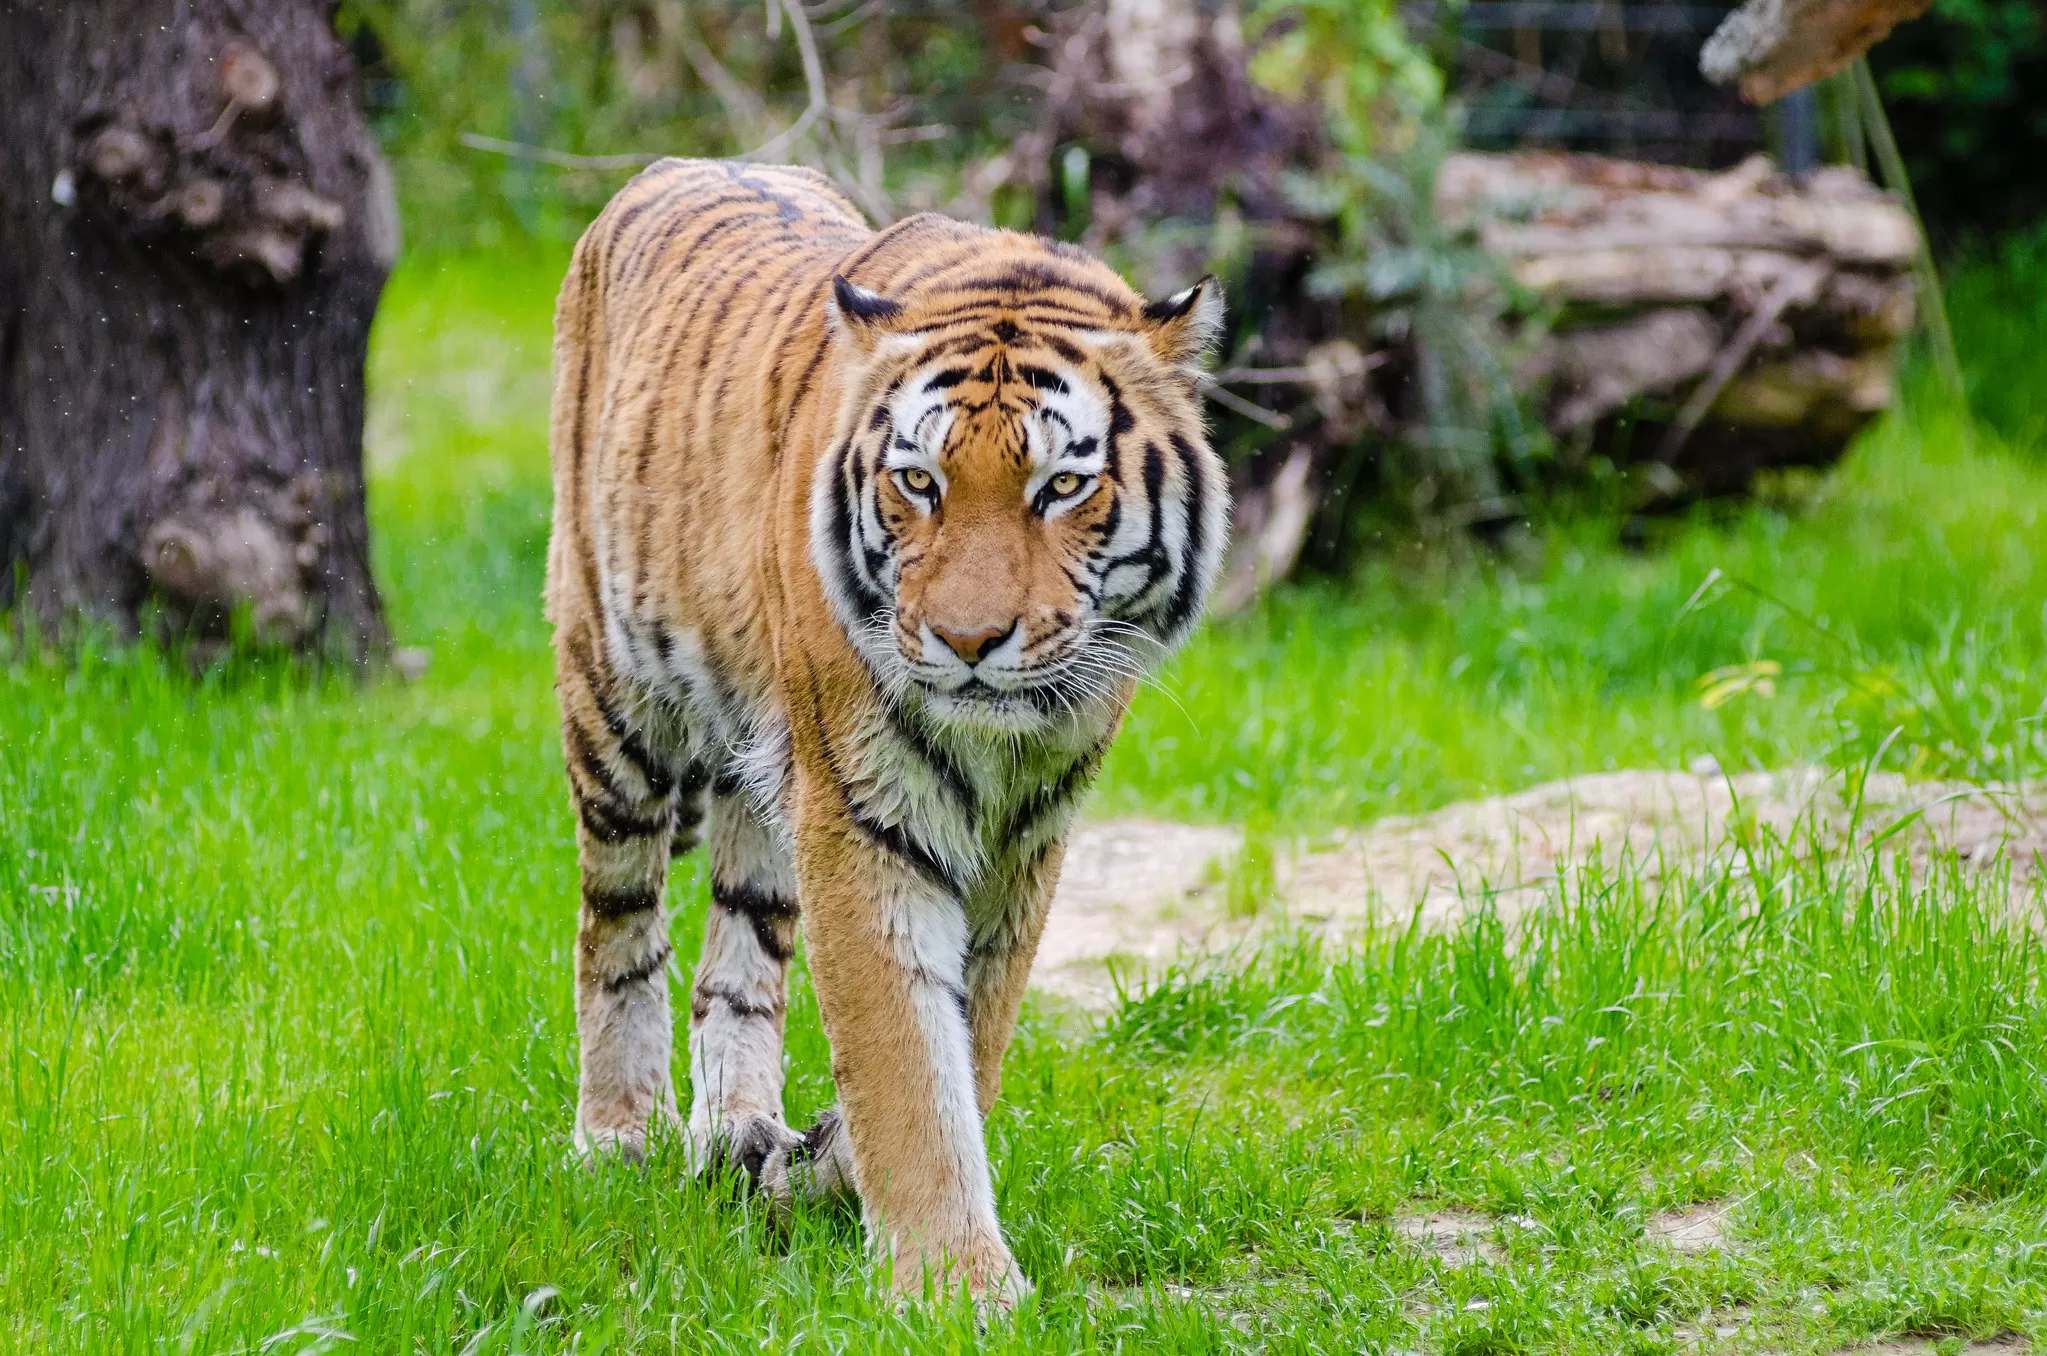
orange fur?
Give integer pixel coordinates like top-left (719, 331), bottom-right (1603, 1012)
top-left (546, 160), bottom-right (1226, 1302)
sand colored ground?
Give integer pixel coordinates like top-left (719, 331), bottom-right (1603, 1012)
top-left (1036, 768), bottom-right (2047, 1004)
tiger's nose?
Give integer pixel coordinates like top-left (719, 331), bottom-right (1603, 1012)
top-left (931, 620), bottom-right (1016, 665)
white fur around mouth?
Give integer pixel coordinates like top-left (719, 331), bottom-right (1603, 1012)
top-left (913, 680), bottom-right (1057, 734)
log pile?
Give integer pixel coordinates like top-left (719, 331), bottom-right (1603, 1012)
top-left (987, 2), bottom-right (1925, 601)
top-left (1442, 151), bottom-right (1919, 499)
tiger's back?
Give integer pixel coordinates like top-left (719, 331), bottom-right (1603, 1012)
top-left (547, 160), bottom-right (872, 755)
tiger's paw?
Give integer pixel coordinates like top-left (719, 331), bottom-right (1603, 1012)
top-left (690, 1113), bottom-right (801, 1190)
top-left (970, 1257), bottom-right (1033, 1316)
top-left (890, 1240), bottom-right (1031, 1317)
top-left (757, 1106), bottom-right (857, 1212)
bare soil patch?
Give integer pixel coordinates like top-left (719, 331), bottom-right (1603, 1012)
top-left (1032, 819), bottom-right (1241, 1004)
top-left (1038, 768), bottom-right (2045, 1003)
top-left (1648, 1200), bottom-right (1736, 1254)
top-left (1844, 1339), bottom-right (2028, 1354)
top-left (1390, 1210), bottom-right (1502, 1267)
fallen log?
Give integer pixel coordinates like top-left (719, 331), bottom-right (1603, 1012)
top-left (1442, 150), bottom-right (1918, 500)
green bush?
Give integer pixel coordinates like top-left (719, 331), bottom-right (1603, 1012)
top-left (339, 0), bottom-right (1031, 251)
top-left (1869, 0), bottom-right (2047, 243)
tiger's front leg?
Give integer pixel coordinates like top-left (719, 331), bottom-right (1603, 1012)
top-left (791, 794), bottom-right (1028, 1305)
top-left (759, 844), bottom-right (1063, 1212)
top-left (686, 788), bottom-right (803, 1181)
top-left (964, 840), bottom-right (1066, 1117)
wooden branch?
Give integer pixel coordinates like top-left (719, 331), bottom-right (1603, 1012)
top-left (1700, 0), bottom-right (1933, 104)
top-left (675, 7), bottom-right (767, 139)
top-left (1200, 382), bottom-right (1293, 430)
top-left (1659, 260), bottom-right (1830, 461)
top-left (1212, 448), bottom-right (1315, 615)
top-left (457, 134), bottom-right (657, 171)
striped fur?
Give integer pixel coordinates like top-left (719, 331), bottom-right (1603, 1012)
top-left (546, 159), bottom-right (1226, 1305)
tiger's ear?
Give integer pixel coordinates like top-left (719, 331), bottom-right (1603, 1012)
top-left (828, 275), bottom-right (903, 353)
top-left (1140, 275), bottom-right (1225, 369)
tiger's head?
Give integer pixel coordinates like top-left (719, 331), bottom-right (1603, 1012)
top-left (810, 232), bottom-right (1228, 735)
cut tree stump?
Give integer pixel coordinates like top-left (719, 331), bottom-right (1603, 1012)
top-left (0, 1), bottom-right (398, 661)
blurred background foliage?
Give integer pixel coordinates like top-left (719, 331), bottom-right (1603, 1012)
top-left (1868, 0), bottom-right (2047, 246)
top-left (336, 0), bottom-right (1056, 250)
top-left (337, 0), bottom-right (2047, 254)
top-left (332, 0), bottom-right (2045, 574)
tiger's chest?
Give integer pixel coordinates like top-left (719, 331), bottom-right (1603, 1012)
top-left (601, 593), bottom-right (1104, 900)
top-left (830, 708), bottom-right (1111, 912)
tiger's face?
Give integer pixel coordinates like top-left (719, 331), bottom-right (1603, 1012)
top-left (812, 266), bottom-right (1228, 734)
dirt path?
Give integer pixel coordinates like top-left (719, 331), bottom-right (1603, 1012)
top-left (1035, 768), bottom-right (2047, 1004)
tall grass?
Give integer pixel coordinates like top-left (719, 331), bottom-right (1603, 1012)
top-left (1948, 220), bottom-right (2047, 454)
top-left (1114, 844), bottom-right (2047, 1196)
top-left (1102, 370), bottom-right (2047, 824)
top-left (2, 240), bottom-right (2045, 1351)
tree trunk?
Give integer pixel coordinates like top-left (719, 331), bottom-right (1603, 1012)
top-left (0, 0), bottom-right (399, 662)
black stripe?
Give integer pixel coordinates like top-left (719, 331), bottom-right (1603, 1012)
top-left (563, 716), bottom-right (633, 808)
top-left (566, 634), bottom-right (674, 798)
top-left (1158, 433), bottom-right (1211, 637)
top-left (605, 942), bottom-right (673, 992)
top-left (669, 201), bottom-right (778, 275)
top-left (1099, 372), bottom-right (1130, 483)
top-left (804, 685), bottom-right (959, 896)
top-left (578, 793), bottom-right (670, 845)
top-left (938, 266), bottom-right (1129, 311)
top-left (888, 709), bottom-right (978, 820)
top-left (852, 451), bottom-right (897, 589)
top-left (830, 444), bottom-right (892, 619)
top-left (725, 253), bottom-right (816, 420)
top-left (617, 191), bottom-right (758, 284)
top-left (848, 805), bottom-right (955, 893)
top-left (1102, 442), bottom-right (1167, 584)
top-left (713, 880), bottom-right (798, 965)
top-left (1041, 334), bottom-right (1087, 363)
top-left (1000, 736), bottom-right (1111, 846)
top-left (584, 884), bottom-right (663, 918)
top-left (918, 332), bottom-right (1000, 363)
top-left (692, 984), bottom-right (782, 1021)
top-left (780, 328), bottom-right (837, 432)
top-left (1092, 471), bottom-right (1123, 547)
top-left (898, 298), bottom-right (1124, 333)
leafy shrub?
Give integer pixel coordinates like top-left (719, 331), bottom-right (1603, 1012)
top-left (1869, 0), bottom-right (2047, 243)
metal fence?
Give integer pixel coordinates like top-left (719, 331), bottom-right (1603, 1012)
top-left (1403, 0), bottom-right (1765, 167)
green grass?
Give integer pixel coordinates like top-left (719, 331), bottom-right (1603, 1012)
top-left (3, 242), bottom-right (2045, 1352)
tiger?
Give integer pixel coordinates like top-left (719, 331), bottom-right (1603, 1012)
top-left (545, 158), bottom-right (1226, 1305)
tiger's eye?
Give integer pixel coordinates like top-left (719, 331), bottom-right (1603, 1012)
top-left (1051, 472), bottom-right (1083, 497)
top-left (902, 468), bottom-right (934, 493)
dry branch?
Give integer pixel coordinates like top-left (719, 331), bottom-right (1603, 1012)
top-left (1701, 0), bottom-right (1933, 104)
